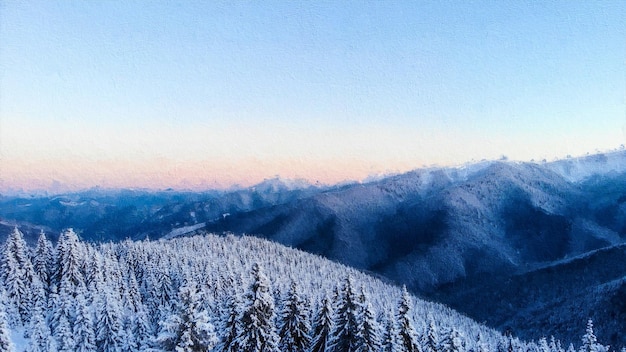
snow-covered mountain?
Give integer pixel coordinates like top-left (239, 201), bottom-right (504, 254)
top-left (202, 150), bottom-right (626, 346)
top-left (1, 150), bottom-right (625, 346)
top-left (3, 227), bottom-right (581, 352)
top-left (0, 177), bottom-right (324, 244)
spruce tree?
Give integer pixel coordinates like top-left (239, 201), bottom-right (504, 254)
top-left (441, 327), bottom-right (464, 352)
top-left (309, 294), bottom-right (334, 352)
top-left (397, 287), bottom-right (420, 352)
top-left (0, 290), bottom-right (15, 352)
top-left (33, 231), bottom-right (54, 289)
top-left (278, 281), bottom-right (311, 352)
top-left (157, 280), bottom-right (218, 351)
top-left (55, 229), bottom-right (86, 297)
top-left (26, 307), bottom-right (55, 352)
top-left (538, 337), bottom-right (550, 352)
top-left (56, 314), bottom-right (75, 352)
top-left (95, 287), bottom-right (123, 352)
top-left (328, 276), bottom-right (359, 352)
top-left (235, 263), bottom-right (280, 352)
top-left (27, 280), bottom-right (55, 351)
top-left (424, 316), bottom-right (439, 352)
top-left (579, 320), bottom-right (609, 352)
top-left (355, 287), bottom-right (381, 352)
top-left (73, 292), bottom-right (96, 352)
top-left (476, 333), bottom-right (489, 352)
top-left (217, 291), bottom-right (242, 352)
top-left (1, 227), bottom-right (35, 324)
top-left (382, 309), bottom-right (402, 352)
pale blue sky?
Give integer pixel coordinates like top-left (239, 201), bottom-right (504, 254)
top-left (1, 1), bottom-right (625, 192)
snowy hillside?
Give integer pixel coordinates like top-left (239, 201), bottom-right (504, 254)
top-left (545, 150), bottom-right (626, 182)
top-left (202, 150), bottom-right (626, 346)
top-left (0, 227), bottom-right (614, 352)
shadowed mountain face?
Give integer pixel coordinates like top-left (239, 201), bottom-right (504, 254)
top-left (203, 151), bottom-right (626, 346)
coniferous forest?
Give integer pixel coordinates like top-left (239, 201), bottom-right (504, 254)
top-left (0, 227), bottom-right (619, 352)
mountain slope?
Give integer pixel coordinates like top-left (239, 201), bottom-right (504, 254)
top-left (0, 177), bottom-right (324, 243)
top-left (203, 150), bottom-right (626, 345)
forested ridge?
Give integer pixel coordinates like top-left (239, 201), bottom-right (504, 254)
top-left (0, 228), bottom-right (617, 352)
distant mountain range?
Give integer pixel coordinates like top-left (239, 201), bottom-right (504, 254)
top-left (1, 150), bottom-right (625, 345)
top-left (0, 177), bottom-right (324, 244)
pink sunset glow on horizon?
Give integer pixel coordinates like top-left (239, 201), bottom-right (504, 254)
top-left (1, 2), bottom-right (624, 194)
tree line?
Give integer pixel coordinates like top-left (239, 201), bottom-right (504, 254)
top-left (0, 228), bottom-right (618, 352)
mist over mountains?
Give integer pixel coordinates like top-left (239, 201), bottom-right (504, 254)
top-left (1, 150), bottom-right (625, 345)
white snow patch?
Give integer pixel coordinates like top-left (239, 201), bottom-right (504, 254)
top-left (163, 222), bottom-right (206, 240)
top-left (10, 327), bottom-right (28, 352)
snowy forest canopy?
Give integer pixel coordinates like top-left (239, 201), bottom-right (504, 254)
top-left (0, 228), bottom-right (618, 352)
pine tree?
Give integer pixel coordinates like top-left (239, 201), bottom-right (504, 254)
top-left (476, 333), bottom-right (489, 352)
top-left (424, 317), bottom-right (438, 352)
top-left (56, 314), bottom-right (75, 352)
top-left (132, 305), bottom-right (153, 351)
top-left (217, 292), bottom-right (242, 352)
top-left (355, 287), bottom-right (381, 352)
top-left (49, 283), bottom-right (75, 341)
top-left (157, 280), bottom-right (218, 351)
top-left (1, 227), bottom-right (35, 324)
top-left (309, 294), bottom-right (334, 352)
top-left (441, 327), bottom-right (464, 352)
top-left (55, 229), bottom-right (86, 297)
top-left (119, 316), bottom-right (139, 352)
top-left (95, 287), bottom-right (123, 352)
top-left (538, 337), bottom-right (550, 352)
top-left (278, 281), bottom-right (311, 352)
top-left (26, 277), bottom-right (53, 350)
top-left (33, 231), bottom-right (54, 289)
top-left (397, 287), bottom-right (420, 352)
top-left (27, 306), bottom-right (55, 352)
top-left (579, 320), bottom-right (609, 352)
top-left (73, 293), bottom-right (96, 352)
top-left (382, 310), bottom-right (402, 352)
top-left (235, 263), bottom-right (280, 352)
top-left (0, 290), bottom-right (15, 352)
top-left (328, 276), bottom-right (360, 352)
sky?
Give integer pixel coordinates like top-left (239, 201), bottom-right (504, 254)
top-left (1, 1), bottom-right (625, 193)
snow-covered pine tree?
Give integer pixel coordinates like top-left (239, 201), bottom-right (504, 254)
top-left (119, 316), bottom-right (139, 352)
top-left (157, 280), bottom-right (218, 351)
top-left (278, 281), bottom-right (311, 352)
top-left (132, 305), bottom-right (153, 351)
top-left (397, 287), bottom-right (420, 352)
top-left (56, 313), bottom-right (75, 352)
top-left (0, 290), bottom-right (15, 352)
top-left (579, 320), bottom-right (609, 352)
top-left (235, 263), bottom-right (280, 352)
top-left (440, 327), bottom-right (464, 352)
top-left (538, 337), bottom-right (550, 352)
top-left (550, 336), bottom-right (564, 352)
top-left (382, 309), bottom-right (402, 352)
top-left (55, 229), bottom-right (86, 297)
top-left (95, 286), bottom-right (123, 352)
top-left (1, 227), bottom-right (35, 325)
top-left (424, 315), bottom-right (440, 352)
top-left (217, 290), bottom-right (243, 352)
top-left (26, 307), bottom-right (55, 352)
top-left (355, 287), bottom-right (381, 352)
top-left (73, 292), bottom-right (96, 352)
top-left (476, 333), bottom-right (489, 352)
top-left (328, 276), bottom-right (360, 352)
top-left (24, 276), bottom-right (47, 339)
top-left (309, 293), bottom-right (334, 352)
top-left (33, 231), bottom-right (54, 290)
